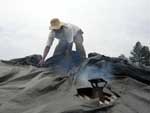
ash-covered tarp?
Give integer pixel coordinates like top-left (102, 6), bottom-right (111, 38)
top-left (0, 52), bottom-right (150, 113)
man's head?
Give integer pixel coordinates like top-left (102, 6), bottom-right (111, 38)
top-left (49, 18), bottom-right (64, 30)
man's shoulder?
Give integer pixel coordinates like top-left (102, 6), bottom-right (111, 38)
top-left (64, 23), bottom-right (80, 29)
top-left (48, 30), bottom-right (55, 37)
top-left (64, 23), bottom-right (82, 33)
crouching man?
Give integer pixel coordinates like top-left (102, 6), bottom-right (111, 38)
top-left (39, 18), bottom-right (86, 66)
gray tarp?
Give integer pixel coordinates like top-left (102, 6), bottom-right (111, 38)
top-left (0, 53), bottom-right (150, 113)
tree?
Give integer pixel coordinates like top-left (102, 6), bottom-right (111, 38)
top-left (130, 41), bottom-right (150, 66)
top-left (129, 41), bottom-right (143, 65)
top-left (118, 54), bottom-right (127, 60)
top-left (141, 46), bottom-right (150, 66)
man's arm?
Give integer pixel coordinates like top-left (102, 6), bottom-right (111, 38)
top-left (41, 46), bottom-right (50, 61)
top-left (39, 31), bottom-right (54, 65)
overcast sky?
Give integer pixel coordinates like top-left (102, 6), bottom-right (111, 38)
top-left (0, 0), bottom-right (149, 60)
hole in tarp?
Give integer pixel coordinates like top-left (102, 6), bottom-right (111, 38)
top-left (76, 87), bottom-right (111, 99)
top-left (75, 87), bottom-right (120, 105)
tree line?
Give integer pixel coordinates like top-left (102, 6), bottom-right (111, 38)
top-left (129, 41), bottom-right (150, 66)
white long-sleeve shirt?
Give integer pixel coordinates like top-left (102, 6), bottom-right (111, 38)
top-left (46, 23), bottom-right (83, 47)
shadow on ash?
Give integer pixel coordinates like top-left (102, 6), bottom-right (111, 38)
top-left (0, 51), bottom-right (150, 113)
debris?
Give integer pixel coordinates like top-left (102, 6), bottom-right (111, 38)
top-left (76, 78), bottom-right (119, 106)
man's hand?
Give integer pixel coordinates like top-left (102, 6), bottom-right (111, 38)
top-left (39, 59), bottom-right (45, 66)
top-left (39, 46), bottom-right (50, 66)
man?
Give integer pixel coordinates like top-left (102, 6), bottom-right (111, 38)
top-left (39, 18), bottom-right (86, 65)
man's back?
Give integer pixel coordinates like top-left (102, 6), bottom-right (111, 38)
top-left (52, 23), bottom-right (83, 43)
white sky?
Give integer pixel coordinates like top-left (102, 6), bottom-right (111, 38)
top-left (0, 0), bottom-right (149, 60)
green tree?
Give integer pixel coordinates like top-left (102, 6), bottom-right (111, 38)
top-left (130, 41), bottom-right (150, 66)
top-left (141, 46), bottom-right (150, 66)
top-left (129, 41), bottom-right (143, 65)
